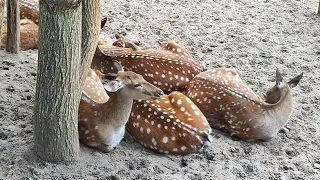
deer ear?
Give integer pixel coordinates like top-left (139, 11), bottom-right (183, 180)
top-left (288, 73), bottom-right (303, 88)
top-left (101, 16), bottom-right (107, 29)
top-left (82, 70), bottom-right (110, 104)
top-left (275, 68), bottom-right (284, 88)
top-left (112, 60), bottom-right (124, 72)
top-left (104, 80), bottom-right (125, 92)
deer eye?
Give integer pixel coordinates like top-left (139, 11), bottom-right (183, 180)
top-left (134, 84), bottom-right (142, 88)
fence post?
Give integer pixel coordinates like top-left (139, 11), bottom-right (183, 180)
top-left (318, 0), bottom-right (320, 14)
top-left (6, 0), bottom-right (20, 53)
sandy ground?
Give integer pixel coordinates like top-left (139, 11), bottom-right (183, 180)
top-left (1, 0), bottom-right (320, 179)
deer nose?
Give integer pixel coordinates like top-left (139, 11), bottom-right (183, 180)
top-left (157, 90), bottom-right (164, 97)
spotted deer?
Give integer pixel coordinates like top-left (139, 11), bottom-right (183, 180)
top-left (1, 19), bottom-right (38, 50)
top-left (186, 68), bottom-right (303, 141)
top-left (126, 91), bottom-right (212, 155)
top-left (78, 60), bottom-right (164, 152)
top-left (20, 0), bottom-right (39, 24)
top-left (92, 40), bottom-right (204, 94)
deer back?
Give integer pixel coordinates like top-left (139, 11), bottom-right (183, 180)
top-left (127, 91), bottom-right (212, 155)
top-left (93, 41), bottom-right (204, 94)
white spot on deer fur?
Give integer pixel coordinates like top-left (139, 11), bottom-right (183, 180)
top-left (246, 128), bottom-right (250, 131)
top-left (84, 130), bottom-right (90, 134)
top-left (173, 148), bottom-right (178, 152)
top-left (151, 121), bottom-right (154, 125)
top-left (163, 136), bottom-right (169, 143)
top-left (137, 114), bottom-right (141, 119)
top-left (158, 124), bottom-right (161, 128)
top-left (194, 111), bottom-right (200, 115)
top-left (94, 126), bottom-right (98, 130)
top-left (180, 107), bottom-right (185, 112)
top-left (171, 98), bottom-right (175, 103)
top-left (140, 127), bottom-right (144, 133)
top-left (177, 99), bottom-right (182, 105)
top-left (147, 128), bottom-right (151, 134)
top-left (152, 138), bottom-right (157, 146)
top-left (181, 146), bottom-right (186, 151)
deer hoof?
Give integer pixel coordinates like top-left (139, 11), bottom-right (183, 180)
top-left (99, 144), bottom-right (115, 153)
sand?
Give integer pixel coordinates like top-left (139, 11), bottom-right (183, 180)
top-left (1, 0), bottom-right (320, 179)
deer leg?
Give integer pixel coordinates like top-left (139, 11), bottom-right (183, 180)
top-left (123, 130), bottom-right (134, 144)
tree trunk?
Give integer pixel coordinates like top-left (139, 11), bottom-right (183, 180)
top-left (33, 0), bottom-right (82, 163)
top-left (0, 0), bottom-right (5, 44)
top-left (80, 0), bottom-right (100, 86)
top-left (6, 0), bottom-right (20, 53)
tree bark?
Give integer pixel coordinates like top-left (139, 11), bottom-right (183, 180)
top-left (33, 0), bottom-right (82, 163)
top-left (6, 0), bottom-right (20, 53)
top-left (80, 0), bottom-right (100, 86)
top-left (0, 0), bottom-right (5, 44)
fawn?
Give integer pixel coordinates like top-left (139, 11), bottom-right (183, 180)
top-left (79, 60), bottom-right (164, 152)
top-left (186, 68), bottom-right (303, 141)
top-left (126, 91), bottom-right (212, 155)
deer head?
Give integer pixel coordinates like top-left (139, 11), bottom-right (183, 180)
top-left (78, 60), bottom-right (164, 152)
top-left (101, 60), bottom-right (164, 100)
top-left (265, 68), bottom-right (303, 104)
top-left (126, 91), bottom-right (212, 155)
top-left (92, 40), bottom-right (204, 94)
top-left (185, 68), bottom-right (302, 141)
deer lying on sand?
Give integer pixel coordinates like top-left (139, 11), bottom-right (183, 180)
top-left (92, 40), bottom-right (204, 94)
top-left (186, 68), bottom-right (303, 141)
top-left (79, 60), bottom-right (164, 152)
top-left (1, 19), bottom-right (38, 50)
top-left (126, 91), bottom-right (212, 155)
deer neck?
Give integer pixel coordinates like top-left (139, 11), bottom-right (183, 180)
top-left (102, 89), bottom-right (133, 128)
